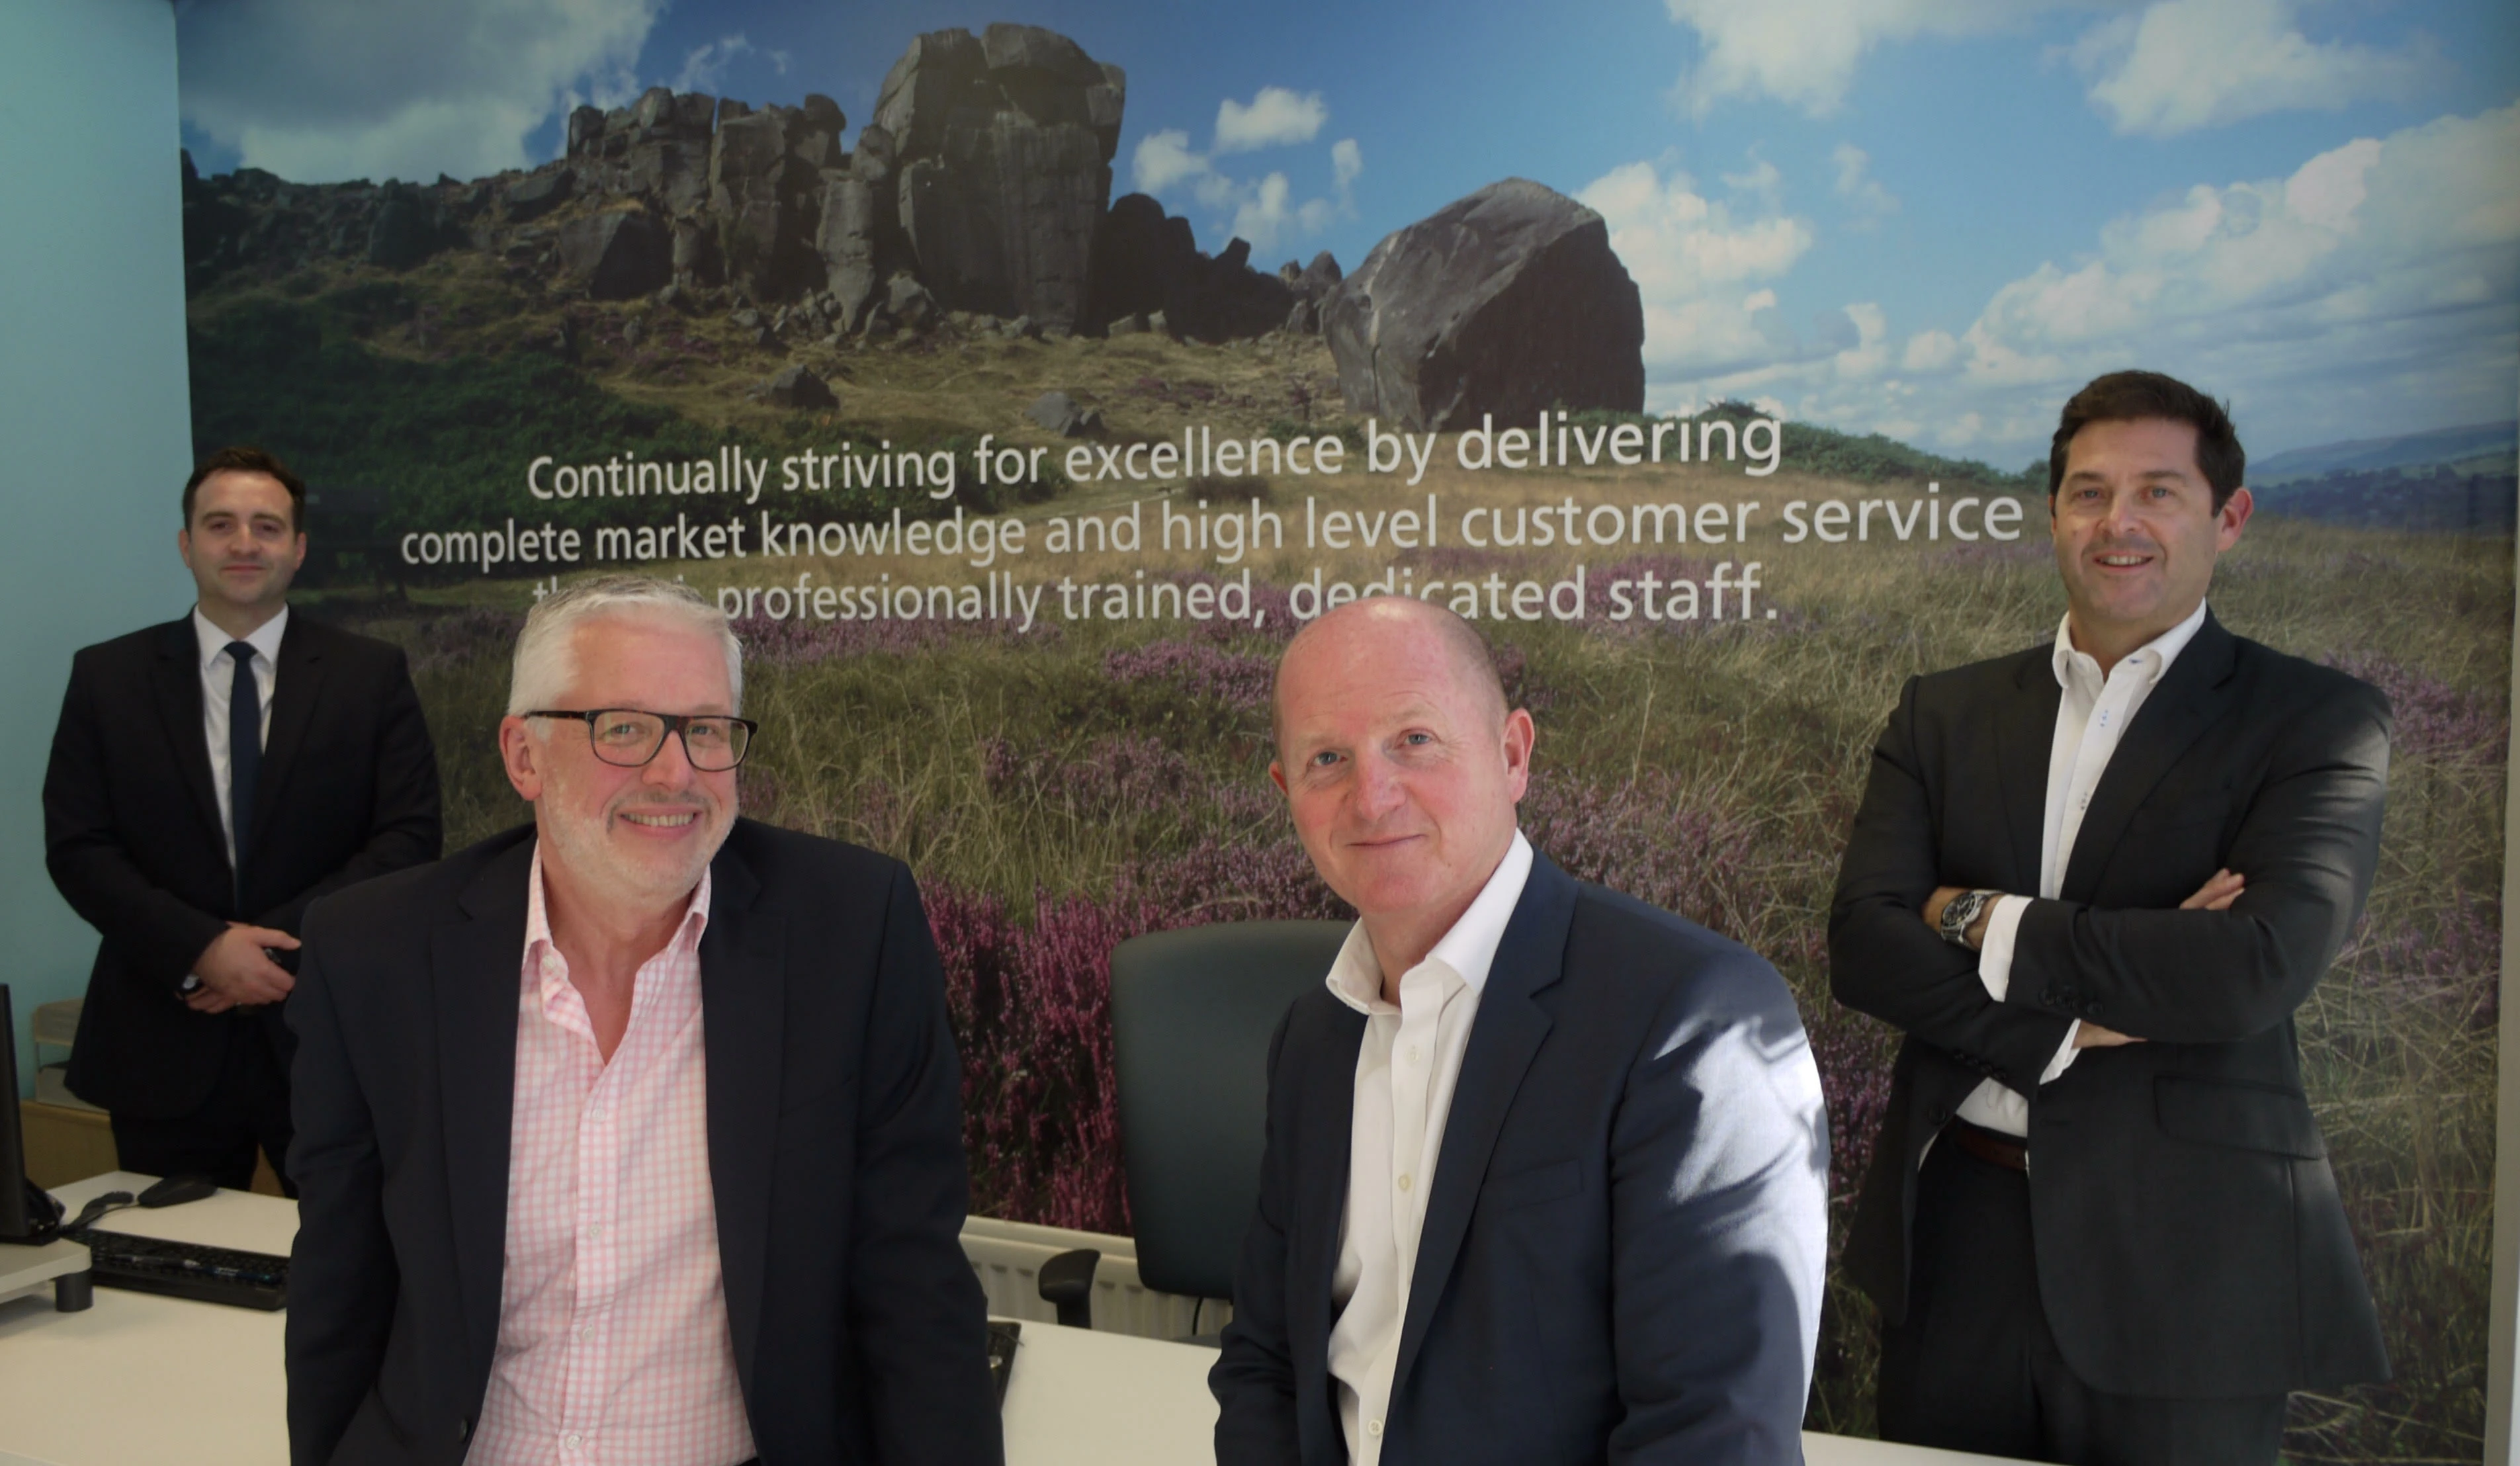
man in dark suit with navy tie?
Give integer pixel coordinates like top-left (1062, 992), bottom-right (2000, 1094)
top-left (42, 445), bottom-right (441, 1191)
top-left (1213, 595), bottom-right (1829, 1465)
top-left (1831, 371), bottom-right (2392, 1462)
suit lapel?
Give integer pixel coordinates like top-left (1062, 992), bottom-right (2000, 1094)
top-left (2058, 614), bottom-right (2239, 901)
top-left (435, 838), bottom-right (531, 1391)
top-left (1993, 649), bottom-right (2061, 894)
top-left (1291, 1003), bottom-right (1364, 1379)
top-left (149, 619), bottom-right (226, 858)
top-left (245, 615), bottom-right (324, 869)
top-left (1390, 853), bottom-right (1578, 1398)
top-left (697, 842), bottom-right (783, 1393)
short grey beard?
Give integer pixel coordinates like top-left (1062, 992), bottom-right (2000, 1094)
top-left (536, 791), bottom-right (732, 918)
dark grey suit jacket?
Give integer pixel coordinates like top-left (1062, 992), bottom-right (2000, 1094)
top-left (1213, 851), bottom-right (1829, 1465)
top-left (1830, 610), bottom-right (2390, 1397)
top-left (44, 613), bottom-right (441, 1117)
top-left (285, 822), bottom-right (1000, 1466)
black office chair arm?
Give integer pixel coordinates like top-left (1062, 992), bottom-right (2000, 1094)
top-left (1037, 1247), bottom-right (1100, 1330)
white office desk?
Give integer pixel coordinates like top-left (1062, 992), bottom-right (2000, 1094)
top-left (0, 1172), bottom-right (292, 1466)
top-left (0, 1172), bottom-right (2008, 1466)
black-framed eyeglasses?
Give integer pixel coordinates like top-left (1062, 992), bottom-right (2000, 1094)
top-left (527, 709), bottom-right (758, 771)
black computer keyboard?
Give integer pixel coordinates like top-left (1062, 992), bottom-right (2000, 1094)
top-left (67, 1227), bottom-right (289, 1311)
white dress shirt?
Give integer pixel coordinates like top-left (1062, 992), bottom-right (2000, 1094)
top-left (192, 604), bottom-right (286, 868)
top-left (1960, 599), bottom-right (2208, 1138)
top-left (1323, 830), bottom-right (1533, 1466)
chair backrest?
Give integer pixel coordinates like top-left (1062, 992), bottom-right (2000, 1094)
top-left (1110, 919), bottom-right (1350, 1301)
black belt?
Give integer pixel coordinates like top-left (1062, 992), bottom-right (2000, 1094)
top-left (1948, 1118), bottom-right (2028, 1172)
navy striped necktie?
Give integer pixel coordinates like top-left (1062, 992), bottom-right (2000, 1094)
top-left (226, 640), bottom-right (259, 884)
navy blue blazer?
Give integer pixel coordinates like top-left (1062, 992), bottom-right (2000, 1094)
top-left (285, 822), bottom-right (1000, 1466)
top-left (1212, 851), bottom-right (1829, 1465)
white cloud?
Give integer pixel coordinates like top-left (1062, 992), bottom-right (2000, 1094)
top-left (1133, 128), bottom-right (1207, 193)
top-left (1332, 138), bottom-right (1364, 193)
top-left (674, 33), bottom-right (752, 95)
top-left (1663, 0), bottom-right (2039, 117)
top-left (1831, 143), bottom-right (1898, 227)
top-left (179, 0), bottom-right (664, 183)
top-left (1578, 158), bottom-right (1817, 380)
top-left (1835, 302), bottom-right (1891, 379)
top-left (1136, 121), bottom-right (1357, 251)
top-left (1731, 105), bottom-right (2520, 461)
top-left (2071, 0), bottom-right (2439, 138)
top-left (1901, 329), bottom-right (1962, 373)
top-left (1193, 171), bottom-right (1242, 210)
top-left (1722, 156), bottom-right (1784, 205)
top-left (1233, 173), bottom-right (1293, 248)
top-left (1214, 87), bottom-right (1327, 153)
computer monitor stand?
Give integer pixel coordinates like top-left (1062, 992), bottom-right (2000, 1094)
top-left (0, 986), bottom-right (89, 1311)
top-left (0, 1236), bottom-right (91, 1312)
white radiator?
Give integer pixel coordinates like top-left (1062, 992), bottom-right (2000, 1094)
top-left (959, 1214), bottom-right (1230, 1340)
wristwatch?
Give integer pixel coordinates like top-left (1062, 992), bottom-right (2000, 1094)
top-left (1938, 888), bottom-right (2002, 949)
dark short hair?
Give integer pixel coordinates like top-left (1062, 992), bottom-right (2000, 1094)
top-left (2047, 370), bottom-right (2245, 511)
top-left (183, 446), bottom-right (306, 529)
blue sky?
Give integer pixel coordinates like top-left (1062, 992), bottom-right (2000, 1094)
top-left (175, 0), bottom-right (2520, 464)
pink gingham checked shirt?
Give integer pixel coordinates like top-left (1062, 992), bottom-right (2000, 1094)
top-left (468, 850), bottom-right (757, 1466)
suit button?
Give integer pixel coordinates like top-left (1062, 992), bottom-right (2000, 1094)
top-left (455, 1421), bottom-right (470, 1442)
top-left (1931, 1106), bottom-right (1950, 1125)
top-left (2087, 1001), bottom-right (2105, 1016)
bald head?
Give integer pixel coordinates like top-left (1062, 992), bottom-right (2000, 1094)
top-left (1272, 597), bottom-right (1509, 756)
top-left (1268, 594), bottom-right (1534, 968)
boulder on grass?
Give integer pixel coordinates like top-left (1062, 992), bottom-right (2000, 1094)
top-left (1322, 178), bottom-right (1642, 431)
top-left (1025, 390), bottom-right (1102, 437)
top-left (753, 364), bottom-right (837, 410)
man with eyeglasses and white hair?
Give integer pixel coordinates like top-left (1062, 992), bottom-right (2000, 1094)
top-left (285, 574), bottom-right (1000, 1466)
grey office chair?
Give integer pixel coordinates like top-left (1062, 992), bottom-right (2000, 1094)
top-left (1109, 920), bottom-right (1350, 1317)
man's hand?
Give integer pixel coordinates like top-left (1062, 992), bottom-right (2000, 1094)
top-left (2069, 872), bottom-right (2243, 1047)
top-left (2181, 867), bottom-right (2245, 912)
top-left (185, 923), bottom-right (299, 1013)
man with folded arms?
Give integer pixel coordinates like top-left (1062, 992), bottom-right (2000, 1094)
top-left (1831, 370), bottom-right (2392, 1461)
top-left (286, 575), bottom-right (998, 1466)
top-left (1213, 595), bottom-right (1828, 1465)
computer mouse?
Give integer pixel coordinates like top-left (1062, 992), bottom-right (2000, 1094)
top-left (138, 1174), bottom-right (218, 1208)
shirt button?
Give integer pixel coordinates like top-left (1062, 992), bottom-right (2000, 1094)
top-left (1406, 1045), bottom-right (1421, 1063)
top-left (562, 1434), bottom-right (582, 1450)
top-left (1368, 1419), bottom-right (1384, 1438)
top-left (1396, 1174), bottom-right (1412, 1193)
top-left (587, 1225), bottom-right (605, 1239)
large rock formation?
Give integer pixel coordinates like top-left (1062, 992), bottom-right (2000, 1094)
top-left (176, 22), bottom-right (1350, 351)
top-left (556, 209), bottom-right (671, 300)
top-left (1323, 179), bottom-right (1643, 431)
top-left (1083, 193), bottom-right (1300, 342)
top-left (877, 24), bottom-right (1122, 331)
top-left (572, 87), bottom-right (718, 214)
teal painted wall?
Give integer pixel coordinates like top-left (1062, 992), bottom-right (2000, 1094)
top-left (0, 0), bottom-right (195, 1095)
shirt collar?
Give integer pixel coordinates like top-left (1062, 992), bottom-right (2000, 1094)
top-left (2051, 598), bottom-right (2208, 691)
top-left (1326, 830), bottom-right (1534, 1015)
top-left (523, 841), bottom-right (713, 970)
top-left (193, 603), bottom-right (289, 673)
